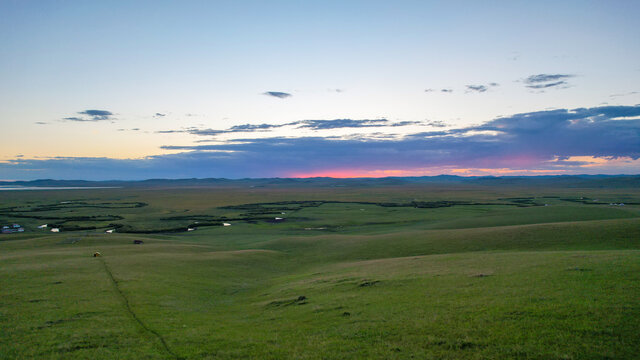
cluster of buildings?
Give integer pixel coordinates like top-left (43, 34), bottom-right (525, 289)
top-left (1, 224), bottom-right (62, 234)
top-left (1, 224), bottom-right (24, 234)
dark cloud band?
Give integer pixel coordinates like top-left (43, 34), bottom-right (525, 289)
top-left (7, 105), bottom-right (639, 179)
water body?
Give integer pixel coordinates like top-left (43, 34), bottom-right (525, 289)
top-left (0, 186), bottom-right (120, 191)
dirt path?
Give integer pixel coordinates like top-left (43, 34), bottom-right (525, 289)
top-left (98, 257), bottom-right (182, 359)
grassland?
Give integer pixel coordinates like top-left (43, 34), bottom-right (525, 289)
top-left (1, 182), bottom-right (639, 359)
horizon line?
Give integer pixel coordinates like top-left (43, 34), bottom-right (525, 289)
top-left (1, 173), bottom-right (639, 183)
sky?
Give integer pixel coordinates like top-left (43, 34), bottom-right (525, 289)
top-left (1, 0), bottom-right (639, 180)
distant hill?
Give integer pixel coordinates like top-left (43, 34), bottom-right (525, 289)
top-left (1, 175), bottom-right (639, 189)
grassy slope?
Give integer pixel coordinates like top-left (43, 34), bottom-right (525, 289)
top-left (1, 185), bottom-right (640, 359)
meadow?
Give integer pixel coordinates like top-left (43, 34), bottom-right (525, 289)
top-left (1, 181), bottom-right (639, 359)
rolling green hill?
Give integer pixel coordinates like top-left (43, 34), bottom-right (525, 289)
top-left (1, 183), bottom-right (639, 359)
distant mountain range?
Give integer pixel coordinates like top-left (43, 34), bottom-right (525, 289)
top-left (1, 175), bottom-right (639, 188)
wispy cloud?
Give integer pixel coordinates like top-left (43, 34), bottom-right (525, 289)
top-left (157, 118), bottom-right (419, 137)
top-left (526, 81), bottom-right (568, 89)
top-left (609, 91), bottom-right (638, 98)
top-left (466, 85), bottom-right (488, 93)
top-left (263, 91), bottom-right (292, 99)
top-left (441, 89), bottom-right (453, 93)
top-left (525, 74), bottom-right (573, 83)
top-left (62, 109), bottom-right (114, 122)
top-left (524, 74), bottom-right (574, 90)
top-left (295, 119), bottom-right (390, 130)
top-left (7, 105), bottom-right (639, 179)
top-left (229, 123), bottom-right (283, 131)
top-left (466, 83), bottom-right (498, 93)
top-left (425, 120), bottom-right (448, 128)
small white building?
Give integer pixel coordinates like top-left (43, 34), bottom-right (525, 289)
top-left (187, 227), bottom-right (196, 231)
top-left (223, 223), bottom-right (231, 227)
top-left (275, 217), bottom-right (283, 220)
top-left (105, 229), bottom-right (115, 234)
top-left (50, 228), bottom-right (60, 233)
top-left (38, 224), bottom-right (48, 229)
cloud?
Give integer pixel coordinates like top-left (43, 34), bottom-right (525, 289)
top-left (527, 81), bottom-right (569, 89)
top-left (35, 122), bottom-right (47, 125)
top-left (158, 105), bottom-right (638, 174)
top-left (263, 91), bottom-right (292, 99)
top-left (294, 119), bottom-right (390, 130)
top-left (79, 110), bottom-right (112, 117)
top-left (154, 113), bottom-right (166, 117)
top-left (156, 119), bottom-right (418, 137)
top-left (524, 74), bottom-right (574, 90)
top-left (6, 105), bottom-right (639, 179)
top-left (466, 83), bottom-right (498, 93)
top-left (466, 85), bottom-right (488, 93)
top-left (425, 120), bottom-right (448, 128)
top-left (441, 89), bottom-right (453, 93)
top-left (525, 74), bottom-right (573, 84)
top-left (391, 121), bottom-right (422, 127)
top-left (609, 91), bottom-right (638, 98)
top-left (424, 89), bottom-right (434, 92)
top-left (229, 123), bottom-right (283, 131)
top-left (187, 128), bottom-right (228, 136)
top-left (62, 109), bottom-right (114, 122)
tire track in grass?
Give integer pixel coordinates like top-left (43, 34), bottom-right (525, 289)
top-left (98, 257), bottom-right (182, 359)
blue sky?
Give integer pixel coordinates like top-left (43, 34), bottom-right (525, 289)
top-left (1, 1), bottom-right (639, 179)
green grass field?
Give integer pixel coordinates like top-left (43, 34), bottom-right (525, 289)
top-left (1, 184), bottom-right (639, 359)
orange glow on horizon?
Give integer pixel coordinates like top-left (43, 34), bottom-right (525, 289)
top-left (289, 167), bottom-right (569, 178)
top-left (288, 155), bottom-right (640, 178)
